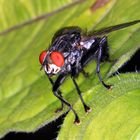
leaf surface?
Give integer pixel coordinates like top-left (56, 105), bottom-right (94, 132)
top-left (58, 73), bottom-right (140, 140)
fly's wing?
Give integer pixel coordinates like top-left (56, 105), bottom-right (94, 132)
top-left (88, 20), bottom-right (140, 36)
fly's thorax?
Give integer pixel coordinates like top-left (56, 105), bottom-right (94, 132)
top-left (50, 26), bottom-right (82, 53)
top-left (61, 48), bottom-right (83, 73)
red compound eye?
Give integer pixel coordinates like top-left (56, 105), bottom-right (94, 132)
top-left (39, 50), bottom-right (47, 64)
top-left (50, 51), bottom-right (64, 67)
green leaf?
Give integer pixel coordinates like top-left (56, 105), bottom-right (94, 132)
top-left (58, 73), bottom-right (140, 140)
top-left (0, 0), bottom-right (140, 138)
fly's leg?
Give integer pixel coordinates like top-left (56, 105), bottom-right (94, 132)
top-left (71, 67), bottom-right (91, 113)
top-left (46, 74), bottom-right (64, 112)
top-left (96, 37), bottom-right (112, 89)
top-left (55, 94), bottom-right (64, 113)
top-left (53, 74), bottom-right (80, 124)
top-left (80, 37), bottom-right (112, 89)
top-left (71, 76), bottom-right (91, 113)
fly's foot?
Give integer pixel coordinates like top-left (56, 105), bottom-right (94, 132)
top-left (106, 84), bottom-right (113, 90)
top-left (102, 81), bottom-right (113, 90)
top-left (84, 105), bottom-right (92, 114)
top-left (74, 115), bottom-right (81, 125)
top-left (109, 85), bottom-right (113, 90)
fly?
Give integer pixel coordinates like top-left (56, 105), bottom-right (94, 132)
top-left (39, 20), bottom-right (140, 124)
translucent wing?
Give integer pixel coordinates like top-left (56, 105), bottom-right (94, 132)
top-left (88, 20), bottom-right (140, 36)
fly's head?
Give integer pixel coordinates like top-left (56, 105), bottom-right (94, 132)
top-left (39, 50), bottom-right (64, 76)
top-left (39, 26), bottom-right (83, 76)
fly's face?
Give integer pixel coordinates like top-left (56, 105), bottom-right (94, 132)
top-left (39, 50), bottom-right (64, 76)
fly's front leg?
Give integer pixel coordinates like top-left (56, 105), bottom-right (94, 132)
top-left (96, 37), bottom-right (113, 89)
top-left (46, 73), bottom-right (64, 112)
top-left (53, 74), bottom-right (80, 124)
top-left (71, 68), bottom-right (91, 113)
top-left (71, 76), bottom-right (91, 113)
